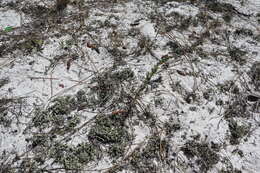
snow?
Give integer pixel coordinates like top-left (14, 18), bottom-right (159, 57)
top-left (139, 21), bottom-right (156, 38)
top-left (0, 0), bottom-right (260, 172)
top-left (0, 10), bottom-right (21, 29)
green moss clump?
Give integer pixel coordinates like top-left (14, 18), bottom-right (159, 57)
top-left (88, 67), bottom-right (135, 107)
top-left (49, 96), bottom-right (78, 115)
top-left (206, 2), bottom-right (235, 13)
top-left (110, 68), bottom-right (135, 82)
top-left (88, 113), bottom-right (130, 159)
top-left (50, 143), bottom-right (98, 169)
top-left (224, 97), bottom-right (250, 119)
top-left (32, 95), bottom-right (82, 132)
top-left (228, 119), bottom-right (250, 145)
top-left (88, 113), bottom-right (130, 144)
top-left (223, 13), bottom-right (233, 23)
top-left (181, 141), bottom-right (220, 172)
top-left (21, 38), bottom-right (44, 54)
top-left (228, 47), bottom-right (247, 65)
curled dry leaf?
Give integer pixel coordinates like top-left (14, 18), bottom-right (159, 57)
top-left (59, 84), bottom-right (65, 88)
top-left (176, 70), bottom-right (187, 76)
top-left (87, 43), bottom-right (100, 54)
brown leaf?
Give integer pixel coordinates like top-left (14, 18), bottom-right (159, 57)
top-left (176, 70), bottom-right (186, 76)
top-left (59, 84), bottom-right (65, 88)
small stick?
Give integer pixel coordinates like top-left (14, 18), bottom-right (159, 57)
top-left (50, 73), bottom-right (53, 97)
top-left (28, 76), bottom-right (59, 80)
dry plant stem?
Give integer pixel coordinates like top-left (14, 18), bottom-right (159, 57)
top-left (104, 141), bottom-right (147, 173)
top-left (28, 76), bottom-right (59, 80)
top-left (60, 116), bottom-right (96, 142)
top-left (164, 32), bottom-right (198, 93)
top-left (0, 58), bottom-right (15, 69)
top-left (73, 33), bottom-right (101, 79)
top-left (46, 73), bottom-right (94, 105)
top-left (50, 73), bottom-right (53, 97)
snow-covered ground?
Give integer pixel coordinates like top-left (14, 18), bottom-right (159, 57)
top-left (0, 0), bottom-right (260, 172)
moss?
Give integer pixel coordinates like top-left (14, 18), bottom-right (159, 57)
top-left (49, 96), bottom-right (78, 115)
top-left (18, 158), bottom-right (43, 173)
top-left (0, 98), bottom-right (13, 106)
top-left (217, 80), bottom-right (239, 94)
top-left (27, 91), bottom-right (99, 170)
top-left (181, 141), bottom-right (220, 172)
top-left (234, 28), bottom-right (253, 37)
top-left (21, 4), bottom-right (51, 18)
top-left (0, 111), bottom-right (12, 127)
top-left (196, 11), bottom-right (213, 25)
top-left (220, 156), bottom-right (243, 173)
top-left (166, 41), bottom-right (180, 53)
top-left (26, 133), bottom-right (52, 149)
top-left (90, 79), bottom-right (114, 106)
top-left (223, 13), bottom-right (233, 23)
top-left (0, 98), bottom-right (18, 127)
top-left (0, 78), bottom-right (9, 88)
top-left (20, 38), bottom-right (44, 53)
top-left (128, 136), bottom-right (170, 172)
top-left (50, 142), bottom-right (98, 169)
top-left (28, 67), bottom-right (135, 167)
top-left (32, 95), bottom-right (81, 132)
top-left (59, 39), bottom-right (76, 50)
top-left (250, 62), bottom-right (260, 91)
top-left (110, 68), bottom-right (135, 82)
top-left (228, 47), bottom-right (247, 65)
top-left (88, 113), bottom-right (130, 144)
top-left (206, 2), bottom-right (235, 14)
top-left (179, 17), bottom-right (192, 30)
top-left (228, 119), bottom-right (250, 145)
top-left (88, 113), bottom-right (130, 160)
top-left (89, 67), bottom-right (135, 107)
top-left (138, 111), bottom-right (157, 127)
top-left (164, 119), bottom-right (181, 137)
top-left (108, 144), bottom-right (126, 159)
top-left (203, 89), bottom-right (214, 101)
top-left (224, 97), bottom-right (250, 119)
